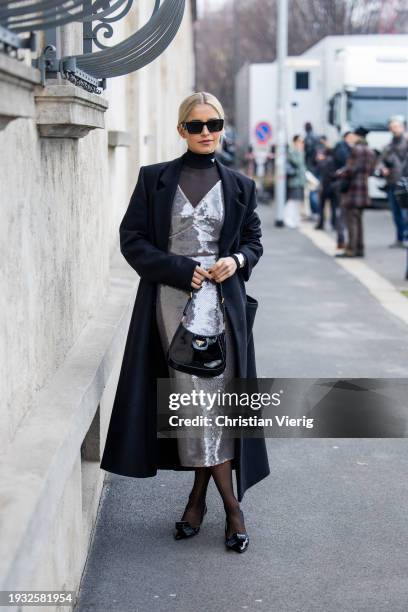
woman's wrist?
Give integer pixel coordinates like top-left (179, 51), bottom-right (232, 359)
top-left (230, 252), bottom-right (246, 270)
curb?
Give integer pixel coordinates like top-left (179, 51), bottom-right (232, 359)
top-left (298, 222), bottom-right (408, 328)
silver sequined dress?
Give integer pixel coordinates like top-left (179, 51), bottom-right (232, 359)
top-left (156, 178), bottom-right (236, 467)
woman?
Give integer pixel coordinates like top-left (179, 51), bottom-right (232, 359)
top-left (284, 135), bottom-right (306, 229)
top-left (100, 92), bottom-right (270, 553)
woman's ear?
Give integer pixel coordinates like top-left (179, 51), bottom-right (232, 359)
top-left (177, 124), bottom-right (186, 140)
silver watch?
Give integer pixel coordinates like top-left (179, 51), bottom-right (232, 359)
top-left (233, 252), bottom-right (246, 268)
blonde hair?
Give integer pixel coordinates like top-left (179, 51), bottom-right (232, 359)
top-left (177, 91), bottom-right (225, 126)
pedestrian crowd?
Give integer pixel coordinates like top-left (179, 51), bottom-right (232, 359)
top-left (254, 118), bottom-right (408, 280)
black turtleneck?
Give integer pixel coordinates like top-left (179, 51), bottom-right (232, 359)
top-left (182, 147), bottom-right (217, 169)
top-left (179, 147), bottom-right (221, 207)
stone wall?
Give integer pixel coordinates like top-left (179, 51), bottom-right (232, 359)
top-left (0, 1), bottom-right (196, 606)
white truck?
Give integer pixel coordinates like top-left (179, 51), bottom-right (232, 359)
top-left (235, 34), bottom-right (408, 198)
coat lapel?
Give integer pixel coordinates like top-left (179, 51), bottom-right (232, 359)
top-left (152, 154), bottom-right (247, 254)
top-left (214, 158), bottom-right (247, 255)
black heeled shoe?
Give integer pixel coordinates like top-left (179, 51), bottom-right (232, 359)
top-left (224, 509), bottom-right (249, 553)
top-left (174, 503), bottom-right (207, 540)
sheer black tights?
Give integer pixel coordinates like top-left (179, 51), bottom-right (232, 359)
top-left (180, 460), bottom-right (245, 537)
top-left (180, 467), bottom-right (211, 526)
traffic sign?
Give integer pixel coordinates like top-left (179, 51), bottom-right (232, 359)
top-left (255, 121), bottom-right (272, 144)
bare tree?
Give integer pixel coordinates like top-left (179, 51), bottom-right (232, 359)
top-left (195, 0), bottom-right (408, 124)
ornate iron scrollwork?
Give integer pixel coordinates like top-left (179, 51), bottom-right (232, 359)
top-left (0, 0), bottom-right (129, 33)
top-left (72, 0), bottom-right (184, 78)
top-left (1, 0), bottom-right (186, 95)
top-left (84, 0), bottom-right (136, 51)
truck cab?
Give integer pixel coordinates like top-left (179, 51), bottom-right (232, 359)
top-left (329, 85), bottom-right (408, 198)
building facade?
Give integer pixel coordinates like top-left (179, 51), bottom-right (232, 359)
top-left (0, 1), bottom-right (196, 605)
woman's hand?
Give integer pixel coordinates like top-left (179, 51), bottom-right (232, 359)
top-left (207, 257), bottom-right (237, 283)
top-left (191, 265), bottom-right (212, 289)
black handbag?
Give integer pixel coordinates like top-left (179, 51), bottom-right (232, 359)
top-left (167, 282), bottom-right (226, 377)
top-left (395, 176), bottom-right (408, 209)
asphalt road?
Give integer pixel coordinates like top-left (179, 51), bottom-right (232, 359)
top-left (75, 203), bottom-right (408, 612)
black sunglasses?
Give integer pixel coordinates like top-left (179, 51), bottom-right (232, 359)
top-left (182, 118), bottom-right (224, 134)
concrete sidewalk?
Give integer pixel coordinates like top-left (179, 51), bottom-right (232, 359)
top-left (75, 203), bottom-right (408, 612)
top-left (305, 205), bottom-right (408, 291)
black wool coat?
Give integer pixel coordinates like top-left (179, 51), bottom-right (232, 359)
top-left (100, 152), bottom-right (270, 502)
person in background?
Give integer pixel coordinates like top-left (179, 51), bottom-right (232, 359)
top-left (314, 145), bottom-right (337, 230)
top-left (333, 131), bottom-right (354, 167)
top-left (335, 127), bottom-right (376, 258)
top-left (284, 135), bottom-right (306, 228)
top-left (331, 131), bottom-right (355, 251)
top-left (392, 153), bottom-right (408, 281)
top-left (243, 144), bottom-right (258, 179)
top-left (264, 144), bottom-right (275, 172)
top-left (263, 144), bottom-right (275, 197)
top-left (319, 135), bottom-right (329, 149)
top-left (378, 117), bottom-right (408, 248)
top-left (304, 136), bottom-right (328, 222)
top-left (304, 122), bottom-right (319, 172)
top-left (306, 162), bottom-right (321, 222)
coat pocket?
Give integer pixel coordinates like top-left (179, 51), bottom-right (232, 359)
top-left (245, 294), bottom-right (258, 338)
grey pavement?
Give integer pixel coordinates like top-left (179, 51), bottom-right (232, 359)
top-left (363, 207), bottom-right (408, 290)
top-left (315, 204), bottom-right (408, 292)
top-left (75, 203), bottom-right (408, 612)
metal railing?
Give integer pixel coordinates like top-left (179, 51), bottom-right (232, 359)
top-left (0, 0), bottom-right (186, 94)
